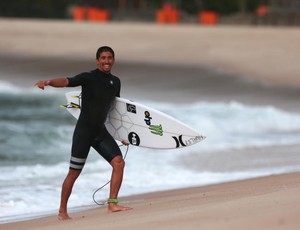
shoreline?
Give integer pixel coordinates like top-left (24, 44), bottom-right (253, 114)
top-left (2, 172), bottom-right (300, 229)
top-left (1, 55), bottom-right (300, 113)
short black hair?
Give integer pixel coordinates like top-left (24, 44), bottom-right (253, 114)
top-left (96, 46), bottom-right (115, 59)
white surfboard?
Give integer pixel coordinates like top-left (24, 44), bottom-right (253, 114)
top-left (63, 91), bottom-right (205, 149)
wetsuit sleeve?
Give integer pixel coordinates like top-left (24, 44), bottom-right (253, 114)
top-left (67, 72), bottom-right (89, 87)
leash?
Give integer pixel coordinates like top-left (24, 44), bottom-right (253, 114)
top-left (92, 144), bottom-right (130, 205)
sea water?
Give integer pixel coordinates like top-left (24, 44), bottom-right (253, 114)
top-left (1, 80), bottom-right (300, 223)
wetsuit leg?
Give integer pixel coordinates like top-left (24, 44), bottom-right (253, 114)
top-left (92, 128), bottom-right (122, 163)
top-left (69, 121), bottom-right (94, 170)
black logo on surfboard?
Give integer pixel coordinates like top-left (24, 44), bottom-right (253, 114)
top-left (172, 135), bottom-right (205, 148)
top-left (172, 135), bottom-right (187, 148)
top-left (128, 132), bottom-right (140, 146)
top-left (126, 103), bottom-right (136, 114)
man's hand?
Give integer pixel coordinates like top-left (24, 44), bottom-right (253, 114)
top-left (121, 140), bottom-right (129, 146)
top-left (34, 80), bottom-right (50, 90)
top-left (34, 78), bottom-right (68, 89)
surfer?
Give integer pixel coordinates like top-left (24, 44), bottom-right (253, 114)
top-left (35, 46), bottom-right (132, 220)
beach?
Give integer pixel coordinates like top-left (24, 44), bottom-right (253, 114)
top-left (1, 19), bottom-right (300, 229)
top-left (2, 173), bottom-right (300, 230)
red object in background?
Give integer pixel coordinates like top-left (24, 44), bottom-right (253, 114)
top-left (256, 5), bottom-right (268, 17)
top-left (156, 10), bottom-right (168, 24)
top-left (156, 2), bottom-right (180, 24)
top-left (87, 7), bottom-right (110, 22)
top-left (169, 10), bottom-right (180, 24)
top-left (163, 2), bottom-right (173, 12)
top-left (72, 6), bottom-right (110, 22)
top-left (73, 6), bottom-right (86, 21)
top-left (199, 11), bottom-right (218, 25)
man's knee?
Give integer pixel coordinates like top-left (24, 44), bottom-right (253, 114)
top-left (110, 155), bottom-right (125, 170)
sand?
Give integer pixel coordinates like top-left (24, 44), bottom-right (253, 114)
top-left (3, 173), bottom-right (300, 230)
top-left (1, 18), bottom-right (300, 87)
top-left (1, 19), bottom-right (300, 229)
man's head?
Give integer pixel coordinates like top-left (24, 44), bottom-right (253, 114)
top-left (96, 46), bottom-right (115, 73)
top-left (96, 46), bottom-right (115, 59)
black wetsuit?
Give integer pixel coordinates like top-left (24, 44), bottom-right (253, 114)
top-left (67, 69), bottom-right (122, 170)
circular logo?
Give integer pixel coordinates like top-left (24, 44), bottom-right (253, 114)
top-left (128, 132), bottom-right (140, 146)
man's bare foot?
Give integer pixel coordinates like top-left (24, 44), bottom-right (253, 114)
top-left (108, 203), bottom-right (133, 213)
top-left (58, 212), bottom-right (72, 221)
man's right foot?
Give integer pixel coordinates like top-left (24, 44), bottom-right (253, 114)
top-left (58, 212), bottom-right (72, 221)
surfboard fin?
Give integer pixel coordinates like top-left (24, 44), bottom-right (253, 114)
top-left (60, 102), bottom-right (81, 109)
top-left (71, 95), bottom-right (80, 99)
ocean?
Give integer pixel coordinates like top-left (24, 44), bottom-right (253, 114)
top-left (1, 79), bottom-right (300, 223)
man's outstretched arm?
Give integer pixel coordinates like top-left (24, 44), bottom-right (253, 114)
top-left (35, 77), bottom-right (69, 90)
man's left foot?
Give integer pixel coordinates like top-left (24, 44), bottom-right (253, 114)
top-left (108, 203), bottom-right (132, 213)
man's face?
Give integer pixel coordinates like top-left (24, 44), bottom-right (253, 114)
top-left (96, 51), bottom-right (115, 73)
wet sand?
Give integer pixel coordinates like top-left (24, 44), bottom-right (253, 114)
top-left (3, 173), bottom-right (300, 230)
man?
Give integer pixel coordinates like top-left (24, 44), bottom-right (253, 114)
top-left (35, 46), bottom-right (132, 220)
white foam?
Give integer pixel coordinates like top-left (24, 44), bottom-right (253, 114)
top-left (0, 81), bottom-right (23, 93)
top-left (0, 80), bottom-right (71, 96)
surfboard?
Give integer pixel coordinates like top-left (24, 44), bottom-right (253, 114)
top-left (62, 91), bottom-right (205, 149)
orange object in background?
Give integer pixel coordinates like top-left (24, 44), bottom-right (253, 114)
top-left (72, 6), bottom-right (110, 22)
top-left (87, 7), bottom-right (110, 22)
top-left (156, 10), bottom-right (168, 24)
top-left (256, 5), bottom-right (268, 17)
top-left (156, 2), bottom-right (180, 24)
top-left (98, 10), bottom-right (110, 21)
top-left (199, 11), bottom-right (218, 25)
top-left (169, 10), bottom-right (180, 24)
top-left (87, 7), bottom-right (98, 21)
top-left (72, 6), bottom-right (86, 21)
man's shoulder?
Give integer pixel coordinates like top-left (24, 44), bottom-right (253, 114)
top-left (83, 69), bottom-right (98, 76)
top-left (67, 69), bottom-right (97, 86)
top-left (72, 69), bottom-right (96, 77)
top-left (111, 74), bottom-right (120, 81)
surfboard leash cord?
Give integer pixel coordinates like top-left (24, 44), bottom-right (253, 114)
top-left (92, 144), bottom-right (130, 206)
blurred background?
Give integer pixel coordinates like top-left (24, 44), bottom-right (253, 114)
top-left (0, 0), bottom-right (300, 26)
